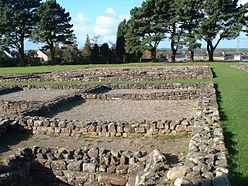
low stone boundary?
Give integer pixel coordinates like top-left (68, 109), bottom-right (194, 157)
top-left (0, 100), bottom-right (41, 114)
top-left (232, 65), bottom-right (248, 72)
top-left (164, 82), bottom-right (230, 185)
top-left (0, 65), bottom-right (213, 83)
top-left (0, 83), bottom-right (203, 114)
top-left (83, 89), bottom-right (199, 101)
top-left (0, 147), bottom-right (167, 186)
top-left (0, 82), bottom-right (230, 185)
top-left (10, 117), bottom-right (193, 137)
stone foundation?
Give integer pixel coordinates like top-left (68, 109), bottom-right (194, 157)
top-left (0, 147), bottom-right (167, 186)
top-left (0, 65), bottom-right (213, 83)
top-left (0, 82), bottom-right (230, 185)
top-left (232, 65), bottom-right (248, 72)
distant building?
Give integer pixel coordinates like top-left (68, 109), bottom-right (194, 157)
top-left (194, 54), bottom-right (208, 61)
top-left (3, 50), bottom-right (14, 58)
top-left (140, 58), bottom-right (168, 62)
top-left (234, 54), bottom-right (241, 61)
top-left (35, 49), bottom-right (48, 61)
top-left (241, 55), bottom-right (248, 61)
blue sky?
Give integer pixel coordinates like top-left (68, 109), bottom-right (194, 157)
top-left (26, 0), bottom-right (248, 50)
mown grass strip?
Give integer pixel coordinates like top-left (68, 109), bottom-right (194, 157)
top-left (210, 63), bottom-right (248, 185)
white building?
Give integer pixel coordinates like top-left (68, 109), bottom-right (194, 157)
top-left (234, 54), bottom-right (241, 61)
top-left (36, 49), bottom-right (48, 61)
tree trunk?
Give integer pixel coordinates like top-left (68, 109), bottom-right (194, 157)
top-left (19, 36), bottom-right (25, 66)
top-left (150, 47), bottom-right (157, 62)
top-left (207, 42), bottom-right (214, 62)
top-left (171, 39), bottom-right (177, 63)
top-left (50, 45), bottom-right (55, 65)
top-left (189, 50), bottom-right (194, 62)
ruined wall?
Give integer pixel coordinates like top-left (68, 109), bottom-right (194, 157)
top-left (0, 147), bottom-right (167, 186)
top-left (0, 82), bottom-right (206, 114)
top-left (0, 82), bottom-right (230, 186)
top-left (11, 116), bottom-right (193, 137)
top-left (165, 82), bottom-right (230, 186)
top-left (0, 65), bottom-right (213, 83)
top-left (232, 65), bottom-right (248, 72)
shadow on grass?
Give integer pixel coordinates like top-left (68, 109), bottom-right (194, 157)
top-left (214, 83), bottom-right (248, 185)
top-left (211, 67), bottom-right (218, 79)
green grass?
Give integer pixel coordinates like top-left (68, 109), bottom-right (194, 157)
top-left (0, 62), bottom-right (247, 184)
top-left (209, 63), bottom-right (248, 185)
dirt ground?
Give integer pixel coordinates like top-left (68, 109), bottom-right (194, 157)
top-left (0, 131), bottom-right (189, 163)
top-left (48, 99), bottom-right (198, 121)
top-left (0, 89), bottom-right (76, 102)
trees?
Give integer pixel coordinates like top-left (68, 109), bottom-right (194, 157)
top-left (241, 3), bottom-right (248, 36)
top-left (116, 20), bottom-right (127, 63)
top-left (199, 0), bottom-right (243, 61)
top-left (124, 0), bottom-right (245, 62)
top-left (82, 34), bottom-right (91, 57)
top-left (161, 0), bottom-right (185, 62)
top-left (61, 47), bottom-right (79, 64)
top-left (100, 43), bottom-right (111, 64)
top-left (32, 0), bottom-right (73, 64)
top-left (177, 0), bottom-right (203, 61)
top-left (0, 0), bottom-right (41, 65)
top-left (125, 0), bottom-right (166, 61)
top-left (90, 44), bottom-right (100, 64)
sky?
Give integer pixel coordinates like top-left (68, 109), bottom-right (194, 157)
top-left (26, 0), bottom-right (248, 50)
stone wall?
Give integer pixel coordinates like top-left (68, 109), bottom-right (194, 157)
top-left (9, 116), bottom-right (193, 137)
top-left (232, 65), bottom-right (248, 72)
top-left (0, 83), bottom-right (203, 115)
top-left (83, 89), bottom-right (199, 101)
top-left (0, 147), bottom-right (167, 186)
top-left (0, 65), bottom-right (213, 83)
top-left (164, 82), bottom-right (230, 186)
top-left (0, 100), bottom-right (41, 114)
top-left (0, 82), bottom-right (230, 185)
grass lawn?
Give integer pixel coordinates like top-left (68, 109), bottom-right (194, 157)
top-left (0, 62), bottom-right (247, 184)
top-left (210, 63), bottom-right (248, 185)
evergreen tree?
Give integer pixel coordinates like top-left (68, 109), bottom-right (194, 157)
top-left (159, 0), bottom-right (186, 62)
top-left (100, 43), bottom-right (111, 64)
top-left (199, 0), bottom-right (243, 61)
top-left (178, 0), bottom-right (203, 61)
top-left (90, 44), bottom-right (100, 64)
top-left (82, 34), bottom-right (91, 57)
top-left (32, 0), bottom-right (73, 64)
top-left (0, 0), bottom-right (41, 65)
top-left (125, 0), bottom-right (166, 61)
top-left (116, 20), bottom-right (126, 63)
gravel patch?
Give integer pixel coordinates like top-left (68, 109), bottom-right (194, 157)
top-left (0, 132), bottom-right (189, 162)
top-left (0, 89), bottom-right (77, 102)
top-left (48, 99), bottom-right (198, 121)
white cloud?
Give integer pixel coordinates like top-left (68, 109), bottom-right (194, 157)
top-left (106, 8), bottom-right (116, 15)
top-left (239, 0), bottom-right (248, 5)
top-left (71, 9), bottom-right (128, 47)
top-left (76, 12), bottom-right (88, 22)
top-left (94, 8), bottom-right (127, 43)
top-left (72, 13), bottom-right (91, 43)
